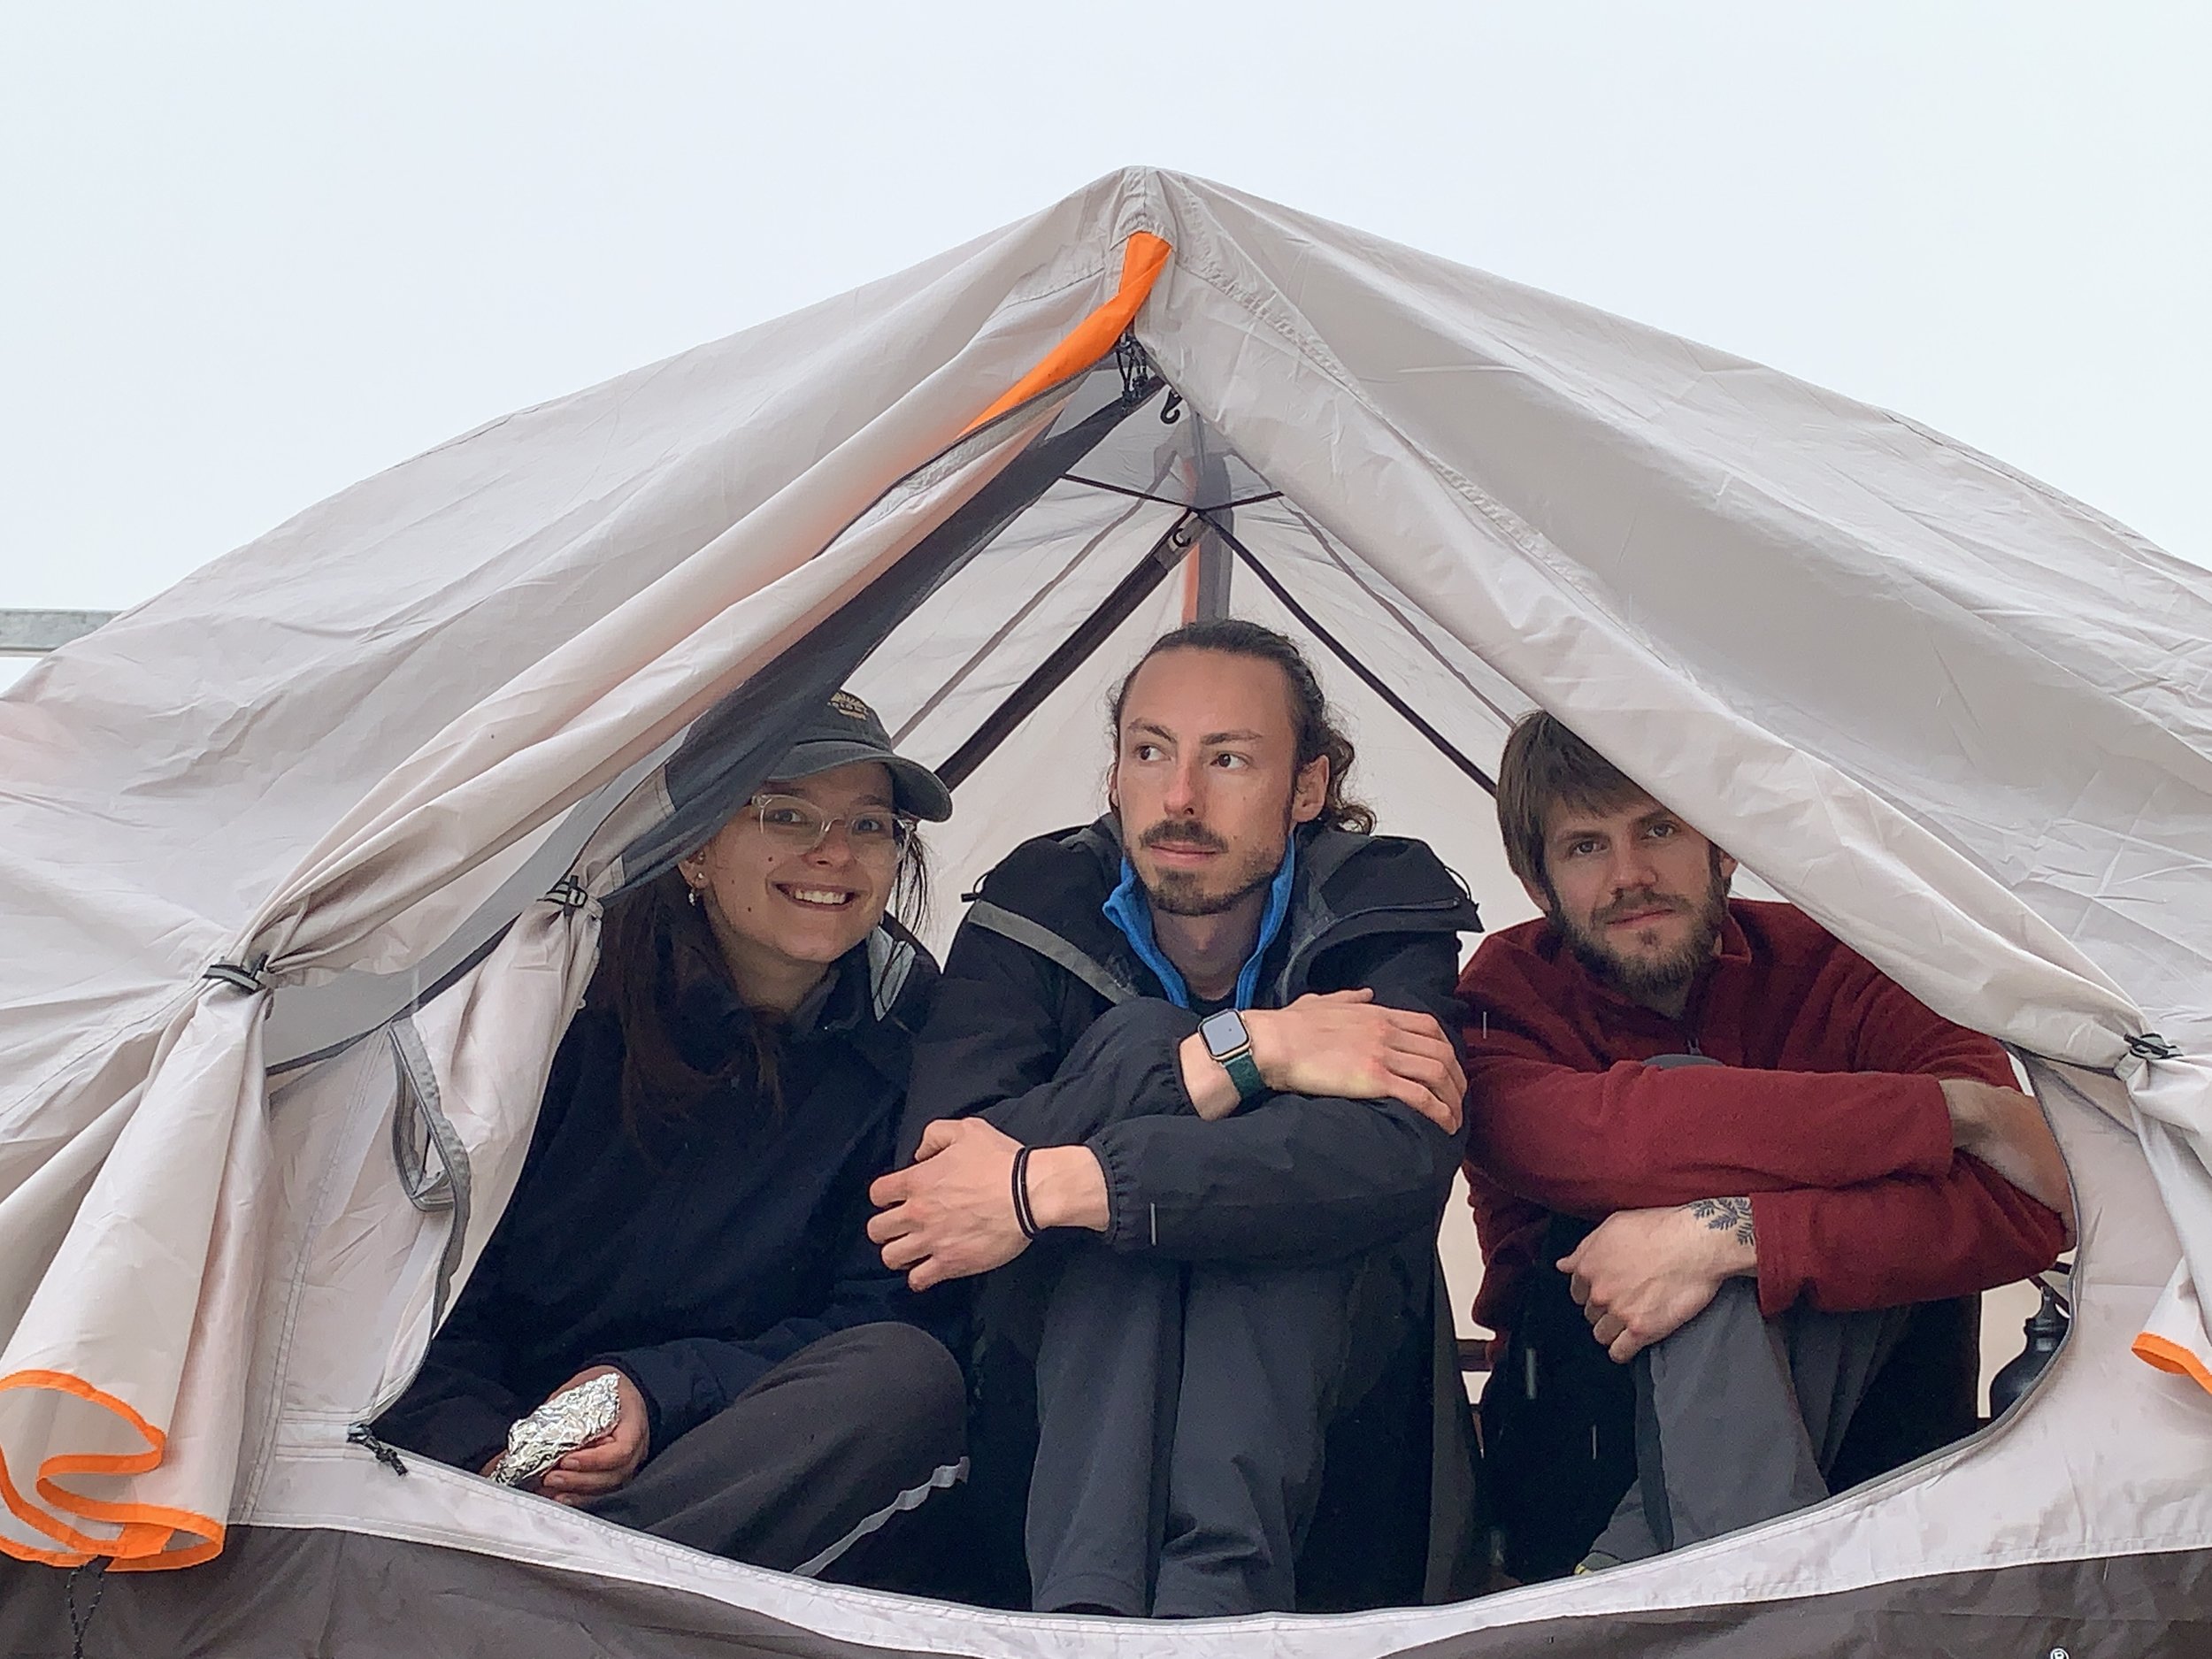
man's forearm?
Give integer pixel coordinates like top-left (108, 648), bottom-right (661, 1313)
top-left (1938, 1078), bottom-right (2074, 1230)
top-left (1178, 1031), bottom-right (1244, 1120)
top-left (1467, 1056), bottom-right (1957, 1215)
top-left (1024, 1145), bottom-right (1111, 1233)
top-left (1751, 1162), bottom-right (2067, 1315)
top-left (1172, 1005), bottom-right (1332, 1121)
top-left (1684, 1195), bottom-right (1759, 1274)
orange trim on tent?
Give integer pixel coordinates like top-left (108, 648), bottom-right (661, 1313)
top-left (962, 231), bottom-right (1171, 435)
top-left (2133, 1330), bottom-right (2212, 1395)
top-left (110, 1532), bottom-right (226, 1571)
top-left (0, 1368), bottom-right (223, 1568)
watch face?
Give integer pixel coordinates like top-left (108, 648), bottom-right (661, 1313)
top-left (1200, 1008), bottom-right (1250, 1057)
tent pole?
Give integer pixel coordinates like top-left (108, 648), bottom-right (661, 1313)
top-left (1185, 420), bottom-right (1234, 621)
top-left (1203, 512), bottom-right (1499, 798)
top-left (937, 511), bottom-right (1201, 790)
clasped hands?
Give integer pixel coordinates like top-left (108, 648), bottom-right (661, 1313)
top-left (868, 990), bottom-right (1466, 1293)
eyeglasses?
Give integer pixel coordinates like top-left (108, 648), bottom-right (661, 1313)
top-left (749, 793), bottom-right (914, 859)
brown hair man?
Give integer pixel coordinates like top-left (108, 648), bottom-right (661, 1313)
top-left (1463, 711), bottom-right (2072, 1578)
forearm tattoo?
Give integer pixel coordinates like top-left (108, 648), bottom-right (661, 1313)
top-left (1688, 1195), bottom-right (1756, 1248)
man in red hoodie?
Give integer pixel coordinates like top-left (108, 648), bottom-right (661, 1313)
top-left (1460, 713), bottom-right (2072, 1578)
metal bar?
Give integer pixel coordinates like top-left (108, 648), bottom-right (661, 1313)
top-left (1187, 422), bottom-right (1233, 621)
top-left (0, 610), bottom-right (117, 655)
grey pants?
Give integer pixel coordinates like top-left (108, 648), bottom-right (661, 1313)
top-left (1590, 1278), bottom-right (1907, 1563)
top-left (587, 1321), bottom-right (966, 1581)
top-left (1022, 1245), bottom-right (1395, 1617)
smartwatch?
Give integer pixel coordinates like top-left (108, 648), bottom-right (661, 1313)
top-left (1199, 1008), bottom-right (1266, 1103)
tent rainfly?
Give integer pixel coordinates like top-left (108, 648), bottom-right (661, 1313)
top-left (2, 169), bottom-right (2208, 1657)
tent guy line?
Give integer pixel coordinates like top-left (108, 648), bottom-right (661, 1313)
top-left (1200, 507), bottom-right (1500, 798)
top-left (1061, 473), bottom-right (1286, 514)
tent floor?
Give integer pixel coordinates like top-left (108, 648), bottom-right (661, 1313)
top-left (2, 1525), bottom-right (2204, 1658)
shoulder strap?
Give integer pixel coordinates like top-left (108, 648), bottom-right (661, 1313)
top-left (965, 899), bottom-right (1140, 1006)
top-left (866, 926), bottom-right (918, 1022)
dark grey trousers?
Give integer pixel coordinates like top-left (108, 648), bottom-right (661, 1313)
top-left (587, 1321), bottom-right (966, 1581)
top-left (1022, 1245), bottom-right (1394, 1617)
top-left (1591, 1279), bottom-right (1908, 1563)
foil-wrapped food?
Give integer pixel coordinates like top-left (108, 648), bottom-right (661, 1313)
top-left (488, 1371), bottom-right (624, 1488)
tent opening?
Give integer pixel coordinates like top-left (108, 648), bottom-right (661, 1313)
top-left (294, 344), bottom-right (2080, 1616)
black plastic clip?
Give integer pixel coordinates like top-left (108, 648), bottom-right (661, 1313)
top-left (1158, 389), bottom-right (1184, 425)
top-left (1114, 332), bottom-right (1164, 407)
top-left (546, 877), bottom-right (590, 910)
top-left (2126, 1033), bottom-right (2184, 1063)
top-left (202, 956), bottom-right (271, 993)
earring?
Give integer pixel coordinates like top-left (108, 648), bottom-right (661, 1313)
top-left (687, 883), bottom-right (701, 909)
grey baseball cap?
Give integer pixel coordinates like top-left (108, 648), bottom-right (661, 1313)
top-left (763, 689), bottom-right (953, 822)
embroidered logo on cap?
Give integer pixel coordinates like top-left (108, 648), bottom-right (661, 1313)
top-left (830, 690), bottom-right (872, 723)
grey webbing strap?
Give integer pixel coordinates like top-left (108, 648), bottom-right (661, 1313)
top-left (964, 900), bottom-right (1138, 1006)
top-left (388, 1018), bottom-right (472, 1333)
top-left (868, 927), bottom-right (917, 1022)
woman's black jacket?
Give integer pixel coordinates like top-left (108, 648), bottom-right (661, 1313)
top-left (375, 930), bottom-right (944, 1473)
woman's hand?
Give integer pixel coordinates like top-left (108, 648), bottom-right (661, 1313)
top-left (525, 1365), bottom-right (650, 1504)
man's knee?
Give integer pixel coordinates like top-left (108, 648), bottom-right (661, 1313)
top-left (1644, 1276), bottom-right (1771, 1371)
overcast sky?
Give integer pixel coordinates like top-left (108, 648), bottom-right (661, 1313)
top-left (4, 2), bottom-right (2208, 634)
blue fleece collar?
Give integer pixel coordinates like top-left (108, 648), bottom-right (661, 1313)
top-left (1101, 836), bottom-right (1299, 1010)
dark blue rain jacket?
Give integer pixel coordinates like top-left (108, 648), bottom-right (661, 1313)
top-left (377, 929), bottom-right (945, 1472)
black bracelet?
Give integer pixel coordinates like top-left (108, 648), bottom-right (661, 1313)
top-left (1011, 1144), bottom-right (1041, 1241)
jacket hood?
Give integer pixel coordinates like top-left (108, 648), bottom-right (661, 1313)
top-left (971, 815), bottom-right (1479, 1005)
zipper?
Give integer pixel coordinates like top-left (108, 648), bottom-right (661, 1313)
top-left (1677, 964), bottom-right (1716, 1056)
top-left (347, 1421), bottom-right (410, 1477)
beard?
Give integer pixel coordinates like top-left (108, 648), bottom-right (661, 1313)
top-left (1133, 816), bottom-right (1287, 918)
top-left (1555, 849), bottom-right (1731, 1004)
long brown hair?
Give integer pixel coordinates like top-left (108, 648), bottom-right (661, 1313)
top-left (588, 827), bottom-right (931, 1143)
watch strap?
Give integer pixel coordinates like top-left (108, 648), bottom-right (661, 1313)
top-left (1218, 1045), bottom-right (1265, 1102)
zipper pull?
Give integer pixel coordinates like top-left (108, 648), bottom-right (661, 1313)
top-left (348, 1422), bottom-right (410, 1477)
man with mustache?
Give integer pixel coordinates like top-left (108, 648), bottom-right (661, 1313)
top-left (869, 619), bottom-right (1482, 1617)
top-left (1460, 713), bottom-right (2073, 1578)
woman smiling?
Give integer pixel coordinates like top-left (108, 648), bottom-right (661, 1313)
top-left (374, 693), bottom-right (965, 1585)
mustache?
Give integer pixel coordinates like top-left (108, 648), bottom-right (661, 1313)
top-left (1140, 820), bottom-right (1228, 854)
top-left (1594, 889), bottom-right (1689, 927)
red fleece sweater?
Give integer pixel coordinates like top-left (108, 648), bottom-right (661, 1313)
top-left (1458, 901), bottom-right (2066, 1336)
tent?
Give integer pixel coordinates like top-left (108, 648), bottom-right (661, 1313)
top-left (2, 168), bottom-right (2208, 1656)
